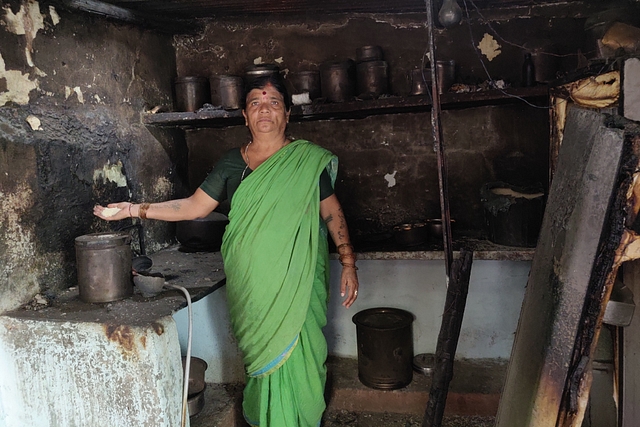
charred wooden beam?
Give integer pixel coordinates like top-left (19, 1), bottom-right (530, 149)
top-left (48, 0), bottom-right (200, 33)
top-left (422, 248), bottom-right (474, 427)
top-left (495, 108), bottom-right (638, 427)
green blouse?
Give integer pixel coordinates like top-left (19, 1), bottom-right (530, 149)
top-left (200, 146), bottom-right (334, 204)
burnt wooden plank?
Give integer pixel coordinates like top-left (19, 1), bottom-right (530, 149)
top-left (495, 106), bottom-right (628, 427)
top-left (422, 248), bottom-right (474, 427)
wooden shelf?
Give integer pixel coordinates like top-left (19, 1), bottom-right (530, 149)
top-left (142, 85), bottom-right (550, 128)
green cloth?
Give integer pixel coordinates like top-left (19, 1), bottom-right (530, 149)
top-left (221, 139), bottom-right (337, 426)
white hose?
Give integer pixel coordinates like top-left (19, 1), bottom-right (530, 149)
top-left (165, 284), bottom-right (193, 427)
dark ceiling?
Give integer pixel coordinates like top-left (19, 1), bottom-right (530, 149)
top-left (57, 0), bottom-right (580, 21)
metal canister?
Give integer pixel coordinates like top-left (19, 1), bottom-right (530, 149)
top-left (174, 76), bottom-right (210, 112)
top-left (352, 307), bottom-right (414, 390)
top-left (210, 75), bottom-right (244, 110)
top-left (356, 60), bottom-right (389, 98)
top-left (75, 232), bottom-right (133, 303)
top-left (320, 59), bottom-right (356, 103)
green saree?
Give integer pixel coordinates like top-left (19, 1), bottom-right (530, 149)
top-left (221, 140), bottom-right (337, 426)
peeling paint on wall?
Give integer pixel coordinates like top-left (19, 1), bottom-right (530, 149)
top-left (0, 53), bottom-right (37, 106)
top-left (25, 115), bottom-right (41, 130)
top-left (478, 33), bottom-right (502, 61)
top-left (384, 171), bottom-right (398, 187)
top-left (0, 183), bottom-right (41, 312)
top-left (93, 161), bottom-right (128, 187)
top-left (2, 0), bottom-right (45, 67)
top-left (64, 86), bottom-right (84, 103)
top-left (48, 5), bottom-right (60, 25)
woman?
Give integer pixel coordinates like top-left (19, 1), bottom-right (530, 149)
top-left (94, 73), bottom-right (359, 426)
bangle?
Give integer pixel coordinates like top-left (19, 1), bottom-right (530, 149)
top-left (339, 254), bottom-right (356, 262)
top-left (341, 263), bottom-right (359, 270)
top-left (337, 243), bottom-right (354, 254)
top-left (139, 203), bottom-right (151, 219)
top-left (128, 203), bottom-right (133, 218)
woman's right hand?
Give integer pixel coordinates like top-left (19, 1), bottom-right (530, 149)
top-left (93, 202), bottom-right (134, 221)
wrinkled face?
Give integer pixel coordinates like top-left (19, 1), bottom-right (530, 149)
top-left (242, 83), bottom-right (290, 137)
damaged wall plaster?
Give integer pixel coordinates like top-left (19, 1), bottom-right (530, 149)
top-left (0, 52), bottom-right (37, 105)
top-left (385, 171), bottom-right (398, 188)
top-left (478, 33), bottom-right (502, 61)
top-left (0, 184), bottom-right (40, 313)
top-left (93, 161), bottom-right (129, 188)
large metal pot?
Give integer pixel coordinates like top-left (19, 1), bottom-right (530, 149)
top-left (176, 212), bottom-right (229, 252)
top-left (320, 59), bottom-right (356, 103)
top-left (75, 232), bottom-right (133, 303)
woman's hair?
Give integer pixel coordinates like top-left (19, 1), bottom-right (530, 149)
top-left (244, 73), bottom-right (292, 111)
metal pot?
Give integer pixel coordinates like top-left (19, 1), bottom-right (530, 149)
top-left (356, 45), bottom-right (383, 63)
top-left (356, 60), bottom-right (389, 98)
top-left (75, 232), bottom-right (133, 303)
top-left (244, 64), bottom-right (280, 87)
top-left (320, 59), bottom-right (356, 103)
top-left (393, 222), bottom-right (427, 247)
top-left (174, 76), bottom-right (210, 112)
top-left (287, 70), bottom-right (321, 100)
top-left (210, 75), bottom-right (243, 110)
top-left (176, 212), bottom-right (229, 252)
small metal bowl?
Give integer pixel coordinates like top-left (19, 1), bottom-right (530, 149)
top-left (133, 272), bottom-right (165, 297)
top-left (413, 353), bottom-right (435, 376)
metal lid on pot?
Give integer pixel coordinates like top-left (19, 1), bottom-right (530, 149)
top-left (75, 232), bottom-right (131, 248)
top-left (352, 307), bottom-right (414, 330)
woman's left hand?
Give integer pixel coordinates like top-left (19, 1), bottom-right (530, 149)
top-left (340, 266), bottom-right (359, 308)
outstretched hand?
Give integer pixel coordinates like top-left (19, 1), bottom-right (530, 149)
top-left (93, 202), bottom-right (132, 221)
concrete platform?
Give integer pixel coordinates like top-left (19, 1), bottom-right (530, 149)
top-left (190, 356), bottom-right (505, 426)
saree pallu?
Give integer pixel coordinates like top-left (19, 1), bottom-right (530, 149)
top-left (221, 140), bottom-right (337, 426)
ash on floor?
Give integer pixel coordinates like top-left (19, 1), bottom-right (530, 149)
top-left (322, 410), bottom-right (495, 427)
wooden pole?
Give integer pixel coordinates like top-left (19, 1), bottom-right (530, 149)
top-left (425, 0), bottom-right (454, 279)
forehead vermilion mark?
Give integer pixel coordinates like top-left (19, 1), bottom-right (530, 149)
top-left (262, 91), bottom-right (267, 95)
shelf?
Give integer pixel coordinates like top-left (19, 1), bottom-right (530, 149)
top-left (142, 85), bottom-right (550, 128)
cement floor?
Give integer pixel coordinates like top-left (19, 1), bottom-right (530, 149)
top-left (322, 410), bottom-right (495, 427)
top-left (190, 356), bottom-right (506, 427)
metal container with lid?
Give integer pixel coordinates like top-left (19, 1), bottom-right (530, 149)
top-left (174, 76), bottom-right (210, 112)
top-left (356, 60), bottom-right (389, 98)
top-left (320, 59), bottom-right (356, 103)
top-left (244, 64), bottom-right (280, 87)
top-left (287, 70), bottom-right (321, 100)
top-left (352, 307), bottom-right (414, 390)
top-left (210, 75), bottom-right (243, 110)
top-left (75, 232), bottom-right (133, 303)
top-left (356, 45), bottom-right (383, 63)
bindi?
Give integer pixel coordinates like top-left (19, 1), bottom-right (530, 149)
top-left (262, 91), bottom-right (267, 95)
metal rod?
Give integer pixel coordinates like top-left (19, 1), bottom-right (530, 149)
top-left (426, 0), bottom-right (454, 280)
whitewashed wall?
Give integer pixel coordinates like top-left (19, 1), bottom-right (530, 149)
top-left (174, 259), bottom-right (531, 383)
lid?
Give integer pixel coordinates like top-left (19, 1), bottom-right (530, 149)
top-left (245, 64), bottom-right (280, 75)
top-left (75, 232), bottom-right (131, 248)
top-left (413, 353), bottom-right (434, 375)
top-left (174, 76), bottom-right (208, 83)
top-left (352, 307), bottom-right (414, 330)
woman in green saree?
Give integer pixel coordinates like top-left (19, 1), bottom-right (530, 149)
top-left (94, 73), bottom-right (360, 426)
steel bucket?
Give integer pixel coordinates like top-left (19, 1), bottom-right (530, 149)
top-left (352, 307), bottom-right (414, 390)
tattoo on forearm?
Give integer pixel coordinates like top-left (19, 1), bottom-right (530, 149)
top-left (324, 214), bottom-right (334, 224)
top-left (169, 201), bottom-right (181, 211)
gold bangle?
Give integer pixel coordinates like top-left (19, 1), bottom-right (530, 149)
top-left (341, 263), bottom-right (359, 270)
top-left (139, 203), bottom-right (151, 219)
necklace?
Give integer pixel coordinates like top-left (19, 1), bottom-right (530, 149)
top-left (241, 140), bottom-right (252, 181)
